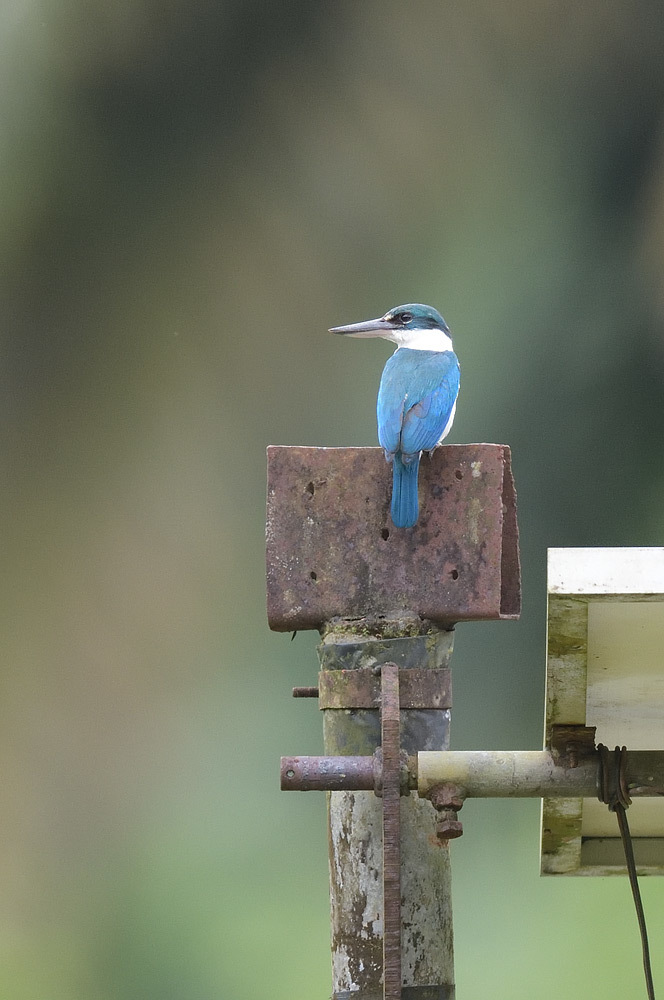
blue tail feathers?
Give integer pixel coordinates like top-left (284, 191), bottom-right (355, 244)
top-left (390, 453), bottom-right (420, 528)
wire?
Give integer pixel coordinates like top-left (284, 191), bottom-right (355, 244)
top-left (615, 803), bottom-right (656, 1000)
top-left (597, 744), bottom-right (656, 1000)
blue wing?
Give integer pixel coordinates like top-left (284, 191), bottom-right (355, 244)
top-left (377, 349), bottom-right (460, 459)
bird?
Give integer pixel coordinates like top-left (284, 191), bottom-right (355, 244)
top-left (329, 303), bottom-right (460, 529)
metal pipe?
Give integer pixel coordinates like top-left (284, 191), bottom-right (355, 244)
top-left (281, 755), bottom-right (375, 792)
top-left (418, 750), bottom-right (595, 798)
top-left (417, 749), bottom-right (664, 799)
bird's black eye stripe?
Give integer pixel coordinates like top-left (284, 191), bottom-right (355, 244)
top-left (399, 312), bottom-right (412, 325)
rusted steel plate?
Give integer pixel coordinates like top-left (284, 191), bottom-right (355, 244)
top-left (318, 667), bottom-right (451, 710)
top-left (266, 444), bottom-right (520, 631)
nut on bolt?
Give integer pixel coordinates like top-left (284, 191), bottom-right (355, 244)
top-left (435, 809), bottom-right (464, 841)
top-left (430, 782), bottom-right (466, 842)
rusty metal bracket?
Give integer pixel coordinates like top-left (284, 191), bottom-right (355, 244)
top-left (549, 724), bottom-right (597, 768)
top-left (318, 667), bottom-right (451, 710)
top-left (380, 663), bottom-right (402, 1000)
top-left (282, 662), bottom-right (448, 800)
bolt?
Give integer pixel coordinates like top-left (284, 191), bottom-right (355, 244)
top-left (292, 687), bottom-right (319, 698)
top-left (436, 809), bottom-right (463, 841)
top-left (430, 782), bottom-right (465, 842)
top-left (430, 784), bottom-right (465, 813)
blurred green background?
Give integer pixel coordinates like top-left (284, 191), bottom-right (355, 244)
top-left (2, 2), bottom-right (664, 997)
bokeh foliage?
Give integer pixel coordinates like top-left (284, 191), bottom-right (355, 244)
top-left (1, 2), bottom-right (664, 997)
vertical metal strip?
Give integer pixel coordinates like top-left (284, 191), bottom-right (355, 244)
top-left (381, 663), bottom-right (402, 1000)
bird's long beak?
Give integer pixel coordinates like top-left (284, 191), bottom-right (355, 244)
top-left (328, 317), bottom-right (393, 338)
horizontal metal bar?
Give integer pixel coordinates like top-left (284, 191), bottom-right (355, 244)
top-left (418, 750), bottom-right (664, 799)
top-left (281, 755), bottom-right (376, 791)
top-left (282, 750), bottom-right (664, 799)
top-left (292, 686), bottom-right (319, 698)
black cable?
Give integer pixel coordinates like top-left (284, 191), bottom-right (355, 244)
top-left (615, 803), bottom-right (656, 1000)
top-left (597, 744), bottom-right (656, 1000)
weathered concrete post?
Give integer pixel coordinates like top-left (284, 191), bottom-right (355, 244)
top-left (320, 627), bottom-right (455, 998)
top-left (267, 444), bottom-right (520, 999)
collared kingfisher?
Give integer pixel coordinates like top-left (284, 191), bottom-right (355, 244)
top-left (330, 303), bottom-right (460, 529)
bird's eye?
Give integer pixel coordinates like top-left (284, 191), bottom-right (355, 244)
top-left (399, 312), bottom-right (412, 325)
